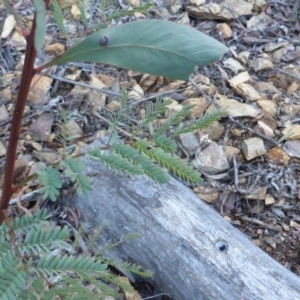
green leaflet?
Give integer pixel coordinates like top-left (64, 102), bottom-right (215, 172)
top-left (60, 158), bottom-right (92, 196)
top-left (42, 20), bottom-right (228, 80)
top-left (37, 166), bottom-right (62, 202)
top-left (153, 134), bottom-right (177, 153)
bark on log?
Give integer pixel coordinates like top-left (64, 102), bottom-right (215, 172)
top-left (65, 139), bottom-right (300, 300)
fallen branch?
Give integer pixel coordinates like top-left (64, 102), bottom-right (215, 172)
top-left (64, 138), bottom-right (300, 300)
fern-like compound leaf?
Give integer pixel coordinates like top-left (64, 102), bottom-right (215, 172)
top-left (111, 142), bottom-right (169, 182)
top-left (30, 277), bottom-right (44, 295)
top-left (87, 147), bottom-right (144, 176)
top-left (139, 98), bottom-right (172, 127)
top-left (110, 143), bottom-right (144, 169)
top-left (104, 2), bottom-right (153, 23)
top-left (75, 174), bottom-right (93, 195)
top-left (133, 155), bottom-right (169, 183)
top-left (0, 268), bottom-right (27, 300)
top-left (155, 104), bottom-right (195, 135)
top-left (11, 208), bottom-right (51, 233)
top-left (18, 226), bottom-right (70, 256)
top-left (60, 157), bottom-right (92, 195)
top-left (0, 241), bottom-right (12, 260)
top-left (43, 283), bottom-right (113, 300)
top-left (17, 277), bottom-right (45, 299)
top-left (38, 166), bottom-right (62, 201)
top-left (18, 290), bottom-right (39, 300)
top-left (51, 0), bottom-right (68, 37)
top-left (153, 134), bottom-right (177, 153)
top-left (0, 223), bottom-right (10, 244)
top-left (151, 148), bottom-right (203, 184)
top-left (77, 0), bottom-right (88, 28)
top-left (132, 141), bottom-right (170, 183)
top-left (0, 249), bottom-right (18, 272)
top-left (135, 139), bottom-right (202, 184)
top-left (36, 254), bottom-right (107, 274)
top-left (61, 157), bottom-right (85, 175)
top-left (116, 88), bottom-right (130, 122)
top-left (174, 110), bottom-right (227, 136)
top-left (0, 207), bottom-right (151, 299)
top-left (133, 138), bottom-right (152, 151)
top-left (108, 260), bottom-right (153, 278)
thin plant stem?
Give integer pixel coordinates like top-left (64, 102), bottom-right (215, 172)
top-left (0, 16), bottom-right (37, 222)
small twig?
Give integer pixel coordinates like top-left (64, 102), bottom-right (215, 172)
top-left (233, 156), bottom-right (267, 197)
top-left (88, 0), bottom-right (98, 29)
top-left (128, 88), bottom-right (186, 107)
top-left (49, 74), bottom-right (123, 97)
top-left (93, 112), bottom-right (133, 138)
top-left (16, 186), bottom-right (33, 217)
top-left (49, 74), bottom-right (185, 106)
top-left (273, 68), bottom-right (300, 82)
top-left (223, 0), bottom-right (247, 26)
top-left (142, 293), bottom-right (171, 300)
top-left (233, 155), bottom-right (251, 194)
top-left (188, 76), bottom-right (280, 147)
top-left (59, 220), bottom-right (89, 254)
top-left (240, 215), bottom-right (282, 232)
top-left (51, 67), bottom-right (68, 95)
top-left (9, 188), bottom-right (42, 206)
top-left (292, 0), bottom-right (300, 20)
top-left (177, 138), bottom-right (190, 160)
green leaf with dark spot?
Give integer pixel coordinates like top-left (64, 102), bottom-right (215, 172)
top-left (42, 20), bottom-right (228, 80)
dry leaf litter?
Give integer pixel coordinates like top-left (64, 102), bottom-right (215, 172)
top-left (1, 0), bottom-right (300, 298)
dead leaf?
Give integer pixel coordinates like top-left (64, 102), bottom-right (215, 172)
top-left (247, 12), bottom-right (272, 30)
top-left (282, 51), bottom-right (300, 62)
top-left (28, 113), bottom-right (55, 141)
top-left (28, 75), bottom-right (53, 105)
top-left (1, 15), bottom-right (16, 39)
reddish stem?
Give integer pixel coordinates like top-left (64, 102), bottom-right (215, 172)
top-left (0, 16), bottom-right (37, 223)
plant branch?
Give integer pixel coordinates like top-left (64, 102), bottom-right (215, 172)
top-left (0, 16), bottom-right (37, 222)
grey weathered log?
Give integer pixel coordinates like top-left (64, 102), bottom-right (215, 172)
top-left (65, 139), bottom-right (300, 300)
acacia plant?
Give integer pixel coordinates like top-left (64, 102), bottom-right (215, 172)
top-left (0, 0), bottom-right (228, 222)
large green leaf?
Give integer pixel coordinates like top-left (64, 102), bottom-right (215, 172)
top-left (42, 20), bottom-right (228, 79)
